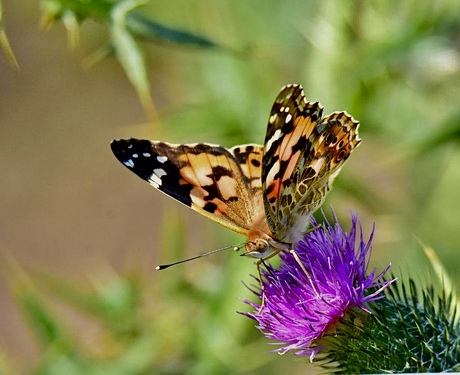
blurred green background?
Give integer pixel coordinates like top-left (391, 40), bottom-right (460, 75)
top-left (1, 0), bottom-right (460, 374)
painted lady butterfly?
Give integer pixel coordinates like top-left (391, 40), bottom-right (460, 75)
top-left (111, 84), bottom-right (360, 264)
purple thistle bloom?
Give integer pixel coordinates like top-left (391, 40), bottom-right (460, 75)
top-left (243, 211), bottom-right (392, 360)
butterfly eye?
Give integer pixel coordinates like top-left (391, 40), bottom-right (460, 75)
top-left (245, 239), bottom-right (269, 256)
top-left (256, 239), bottom-right (268, 251)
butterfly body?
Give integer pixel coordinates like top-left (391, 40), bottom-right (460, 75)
top-left (111, 84), bottom-right (360, 260)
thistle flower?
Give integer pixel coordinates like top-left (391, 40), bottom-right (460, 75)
top-left (243, 212), bottom-right (393, 360)
top-left (322, 279), bottom-right (460, 373)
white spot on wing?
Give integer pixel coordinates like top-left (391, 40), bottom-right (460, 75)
top-left (132, 153), bottom-right (138, 158)
top-left (143, 152), bottom-right (151, 157)
top-left (149, 173), bottom-right (162, 188)
top-left (123, 159), bottom-right (134, 168)
top-left (285, 114), bottom-right (292, 123)
top-left (265, 128), bottom-right (283, 152)
top-left (154, 168), bottom-right (167, 177)
top-left (157, 155), bottom-right (167, 163)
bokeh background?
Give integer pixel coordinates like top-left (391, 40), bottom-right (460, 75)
top-left (1, 0), bottom-right (460, 374)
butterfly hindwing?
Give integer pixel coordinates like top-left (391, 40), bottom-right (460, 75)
top-left (111, 139), bottom-right (265, 236)
top-left (229, 144), bottom-right (264, 191)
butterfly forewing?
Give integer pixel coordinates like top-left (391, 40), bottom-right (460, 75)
top-left (111, 139), bottom-right (266, 237)
top-left (262, 85), bottom-right (323, 235)
top-left (261, 85), bottom-right (360, 242)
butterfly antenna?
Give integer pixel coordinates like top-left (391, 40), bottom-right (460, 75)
top-left (156, 243), bottom-right (246, 270)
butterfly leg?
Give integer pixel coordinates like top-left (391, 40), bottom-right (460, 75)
top-left (255, 250), bottom-right (282, 312)
top-left (289, 249), bottom-right (321, 298)
top-left (306, 223), bottom-right (322, 234)
top-left (255, 260), bottom-right (268, 313)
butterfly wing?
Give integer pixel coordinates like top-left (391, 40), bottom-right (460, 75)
top-left (111, 139), bottom-right (265, 236)
top-left (262, 84), bottom-right (360, 242)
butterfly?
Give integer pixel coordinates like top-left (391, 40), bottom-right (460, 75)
top-left (111, 84), bottom-right (360, 264)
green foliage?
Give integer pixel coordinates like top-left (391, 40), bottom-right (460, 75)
top-left (11, 265), bottom-right (241, 374)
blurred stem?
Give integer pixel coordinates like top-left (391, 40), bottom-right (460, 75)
top-left (110, 0), bottom-right (158, 124)
top-left (0, 0), bottom-right (19, 68)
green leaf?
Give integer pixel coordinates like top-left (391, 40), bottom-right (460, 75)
top-left (126, 12), bottom-right (219, 49)
top-left (419, 239), bottom-right (460, 318)
top-left (13, 280), bottom-right (72, 350)
top-left (417, 108), bottom-right (460, 153)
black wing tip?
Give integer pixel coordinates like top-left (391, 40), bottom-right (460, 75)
top-left (110, 138), bottom-right (146, 165)
top-left (110, 137), bottom-right (135, 146)
top-left (110, 138), bottom-right (150, 157)
top-left (110, 138), bottom-right (128, 153)
top-left (110, 139), bottom-right (130, 162)
top-left (110, 139), bottom-right (118, 150)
